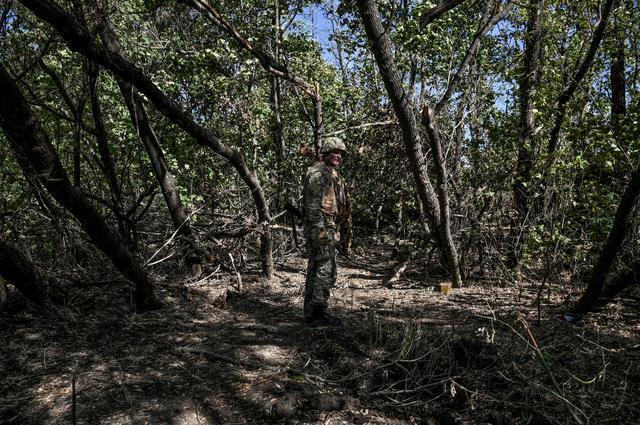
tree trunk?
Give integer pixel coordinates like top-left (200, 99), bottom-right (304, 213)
top-left (120, 81), bottom-right (204, 269)
top-left (0, 65), bottom-right (160, 311)
top-left (270, 0), bottom-right (285, 211)
top-left (0, 239), bottom-right (65, 306)
top-left (86, 61), bottom-right (130, 243)
top-left (574, 1), bottom-right (632, 314)
top-left (422, 106), bottom-right (464, 288)
top-left (573, 164), bottom-right (640, 314)
top-left (20, 0), bottom-right (273, 277)
top-left (356, 0), bottom-right (442, 243)
top-left (313, 82), bottom-right (324, 158)
top-left (89, 1), bottom-right (204, 271)
top-left (610, 10), bottom-right (626, 136)
top-left (600, 259), bottom-right (640, 302)
top-left (509, 0), bottom-right (545, 268)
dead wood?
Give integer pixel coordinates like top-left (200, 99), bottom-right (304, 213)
top-left (383, 254), bottom-right (413, 288)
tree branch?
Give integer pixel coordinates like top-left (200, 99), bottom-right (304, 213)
top-left (547, 0), bottom-right (616, 158)
top-left (182, 0), bottom-right (315, 98)
top-left (419, 0), bottom-right (468, 30)
top-left (323, 120), bottom-right (397, 137)
top-left (435, 0), bottom-right (514, 113)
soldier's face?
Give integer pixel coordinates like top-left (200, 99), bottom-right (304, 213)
top-left (325, 150), bottom-right (343, 167)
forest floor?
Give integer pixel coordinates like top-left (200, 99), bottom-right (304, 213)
top-left (1, 237), bottom-right (639, 424)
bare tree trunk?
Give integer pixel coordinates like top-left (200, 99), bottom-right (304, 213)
top-left (120, 82), bottom-right (205, 270)
top-left (270, 0), bottom-right (285, 212)
top-left (356, 0), bottom-right (442, 243)
top-left (573, 164), bottom-right (640, 314)
top-left (86, 61), bottom-right (130, 243)
top-left (600, 259), bottom-right (640, 301)
top-left (0, 239), bottom-right (65, 306)
top-left (0, 65), bottom-right (160, 311)
top-left (509, 0), bottom-right (545, 268)
top-left (20, 0), bottom-right (273, 277)
top-left (423, 106), bottom-right (463, 287)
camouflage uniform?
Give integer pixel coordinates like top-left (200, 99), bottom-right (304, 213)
top-left (302, 152), bottom-right (347, 321)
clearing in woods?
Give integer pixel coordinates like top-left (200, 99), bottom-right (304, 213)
top-left (1, 239), bottom-right (639, 424)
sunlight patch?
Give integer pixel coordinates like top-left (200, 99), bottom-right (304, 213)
top-left (249, 345), bottom-right (292, 365)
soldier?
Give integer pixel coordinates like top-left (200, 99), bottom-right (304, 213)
top-left (302, 137), bottom-right (349, 327)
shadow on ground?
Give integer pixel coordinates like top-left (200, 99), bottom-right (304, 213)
top-left (2, 241), bottom-right (639, 424)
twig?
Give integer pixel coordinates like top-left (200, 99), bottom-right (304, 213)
top-left (144, 252), bottom-right (175, 267)
top-left (144, 204), bottom-right (207, 266)
top-left (187, 266), bottom-right (221, 286)
top-left (323, 120), bottom-right (397, 137)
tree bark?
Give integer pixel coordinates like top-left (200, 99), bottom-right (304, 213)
top-left (0, 239), bottom-right (65, 306)
top-left (86, 61), bottom-right (130, 243)
top-left (600, 259), bottom-right (640, 301)
top-left (419, 0), bottom-right (468, 29)
top-left (18, 0), bottom-right (273, 277)
top-left (0, 65), bottom-right (160, 311)
top-left (356, 0), bottom-right (442, 242)
top-left (422, 106), bottom-right (463, 287)
top-left (510, 0), bottom-right (545, 268)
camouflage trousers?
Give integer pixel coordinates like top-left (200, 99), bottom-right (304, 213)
top-left (303, 227), bottom-right (337, 320)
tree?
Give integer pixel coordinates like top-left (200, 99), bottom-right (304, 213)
top-left (18, 0), bottom-right (274, 276)
top-left (510, 0), bottom-right (545, 268)
top-left (355, 0), bottom-right (442, 248)
top-left (573, 164), bottom-right (640, 313)
top-left (91, 0), bottom-right (205, 272)
top-left (0, 64), bottom-right (161, 311)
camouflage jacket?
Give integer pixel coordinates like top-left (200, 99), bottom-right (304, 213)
top-left (302, 161), bottom-right (347, 231)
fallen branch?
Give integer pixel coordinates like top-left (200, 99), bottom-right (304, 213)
top-left (203, 225), bottom-right (258, 239)
top-left (383, 254), bottom-right (413, 287)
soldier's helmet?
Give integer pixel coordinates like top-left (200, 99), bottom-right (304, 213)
top-left (320, 137), bottom-right (347, 156)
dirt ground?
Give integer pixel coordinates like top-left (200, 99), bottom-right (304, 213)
top-left (1, 239), bottom-right (639, 424)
